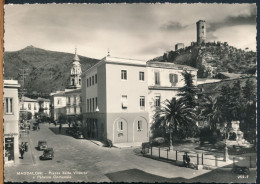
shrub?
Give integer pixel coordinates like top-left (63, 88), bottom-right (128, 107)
top-left (103, 139), bottom-right (113, 148)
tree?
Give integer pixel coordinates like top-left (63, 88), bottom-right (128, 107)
top-left (58, 113), bottom-right (67, 124)
top-left (198, 95), bottom-right (224, 130)
top-left (178, 70), bottom-right (198, 109)
top-left (242, 79), bottom-right (256, 104)
top-left (154, 98), bottom-right (197, 146)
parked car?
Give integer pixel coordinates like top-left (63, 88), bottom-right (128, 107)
top-left (74, 131), bottom-right (84, 139)
top-left (231, 165), bottom-right (249, 174)
top-left (33, 122), bottom-right (39, 130)
top-left (38, 140), bottom-right (47, 150)
top-left (39, 148), bottom-right (54, 160)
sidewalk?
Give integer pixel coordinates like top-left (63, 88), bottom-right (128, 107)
top-left (113, 142), bottom-right (142, 148)
top-left (17, 132), bottom-right (35, 165)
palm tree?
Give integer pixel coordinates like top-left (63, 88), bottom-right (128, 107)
top-left (199, 95), bottom-right (225, 130)
top-left (155, 97), bottom-right (196, 146)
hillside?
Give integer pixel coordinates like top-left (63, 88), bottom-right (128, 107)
top-left (152, 42), bottom-right (256, 78)
top-left (4, 46), bottom-right (99, 96)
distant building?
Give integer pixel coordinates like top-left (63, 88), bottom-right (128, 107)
top-left (64, 88), bottom-right (82, 117)
top-left (215, 72), bottom-right (246, 80)
top-left (196, 20), bottom-right (206, 44)
top-left (50, 91), bottom-right (67, 121)
top-left (50, 48), bottom-right (82, 121)
top-left (19, 96), bottom-right (39, 119)
top-left (81, 55), bottom-right (198, 145)
top-left (37, 97), bottom-right (51, 117)
top-left (4, 79), bottom-right (20, 164)
top-left (175, 43), bottom-right (184, 51)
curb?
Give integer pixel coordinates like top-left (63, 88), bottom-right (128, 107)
top-left (143, 154), bottom-right (257, 171)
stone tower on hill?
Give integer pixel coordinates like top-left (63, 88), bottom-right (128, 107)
top-left (69, 48), bottom-right (82, 89)
top-left (196, 20), bottom-right (206, 44)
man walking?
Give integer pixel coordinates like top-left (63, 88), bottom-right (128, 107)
top-left (19, 142), bottom-right (25, 159)
top-left (59, 123), bottom-right (62, 134)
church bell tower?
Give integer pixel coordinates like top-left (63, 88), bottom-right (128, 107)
top-left (69, 48), bottom-right (82, 89)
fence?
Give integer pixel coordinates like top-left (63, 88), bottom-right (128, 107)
top-left (143, 146), bottom-right (256, 169)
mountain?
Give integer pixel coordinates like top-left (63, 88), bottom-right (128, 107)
top-left (151, 42), bottom-right (256, 78)
top-left (4, 46), bottom-right (99, 96)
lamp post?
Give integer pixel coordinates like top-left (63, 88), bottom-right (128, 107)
top-left (223, 122), bottom-right (229, 161)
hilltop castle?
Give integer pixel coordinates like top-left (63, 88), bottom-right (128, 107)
top-left (175, 20), bottom-right (207, 51)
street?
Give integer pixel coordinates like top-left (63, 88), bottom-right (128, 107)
top-left (4, 123), bottom-right (256, 183)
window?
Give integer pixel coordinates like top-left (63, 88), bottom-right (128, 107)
top-left (28, 103), bottom-right (31, 110)
top-left (87, 79), bottom-right (89, 87)
top-left (74, 96), bottom-right (77, 104)
top-left (95, 97), bottom-right (98, 109)
top-left (34, 104), bottom-right (37, 110)
top-left (121, 95), bottom-right (127, 109)
top-left (95, 74), bottom-right (97, 84)
top-left (80, 107), bottom-right (82, 113)
top-left (121, 70), bottom-right (127, 80)
top-left (139, 72), bottom-right (144, 81)
top-left (89, 77), bottom-right (91, 86)
top-left (79, 79), bottom-right (81, 85)
top-left (202, 26), bottom-right (204, 29)
top-left (140, 96), bottom-right (145, 109)
top-left (155, 71), bottom-right (160, 85)
top-left (137, 120), bottom-right (142, 131)
top-left (68, 97), bottom-right (71, 105)
top-left (4, 98), bottom-right (13, 114)
top-left (169, 73), bottom-right (178, 86)
top-left (89, 99), bottom-right (92, 112)
top-left (92, 76), bottom-right (94, 85)
top-left (92, 98), bottom-right (95, 112)
top-left (87, 99), bottom-right (89, 112)
top-left (74, 107), bottom-right (77, 113)
top-left (118, 121), bottom-right (123, 131)
top-left (155, 96), bottom-right (161, 107)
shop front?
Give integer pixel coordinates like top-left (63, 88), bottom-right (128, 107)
top-left (4, 137), bottom-right (15, 163)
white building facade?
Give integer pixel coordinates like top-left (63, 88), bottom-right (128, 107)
top-left (4, 80), bottom-right (20, 164)
top-left (81, 56), bottom-right (197, 144)
top-left (19, 96), bottom-right (39, 119)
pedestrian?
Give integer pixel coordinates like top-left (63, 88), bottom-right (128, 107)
top-left (20, 142), bottom-right (25, 159)
top-left (186, 155), bottom-right (190, 168)
top-left (59, 123), bottom-right (62, 134)
top-left (183, 155), bottom-right (187, 167)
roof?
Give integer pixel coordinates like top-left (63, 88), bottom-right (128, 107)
top-left (64, 88), bottom-right (81, 94)
top-left (22, 96), bottom-right (38, 102)
top-left (146, 61), bottom-right (198, 71)
top-left (197, 78), bottom-right (222, 85)
top-left (73, 48), bottom-right (80, 61)
top-left (218, 72), bottom-right (246, 79)
top-left (37, 97), bottom-right (51, 102)
top-left (4, 79), bottom-right (20, 88)
top-left (82, 55), bottom-right (146, 76)
top-left (105, 56), bottom-right (146, 66)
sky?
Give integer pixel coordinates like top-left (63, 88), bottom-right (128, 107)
top-left (4, 3), bottom-right (257, 60)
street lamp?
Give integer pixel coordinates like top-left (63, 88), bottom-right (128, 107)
top-left (223, 122), bottom-right (229, 161)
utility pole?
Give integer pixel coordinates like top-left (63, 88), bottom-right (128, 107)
top-left (18, 68), bottom-right (29, 110)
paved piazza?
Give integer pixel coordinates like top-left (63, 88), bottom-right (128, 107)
top-left (4, 123), bottom-right (256, 183)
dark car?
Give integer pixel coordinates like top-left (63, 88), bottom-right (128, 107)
top-left (38, 140), bottom-right (47, 150)
top-left (75, 131), bottom-right (84, 139)
top-left (33, 123), bottom-right (39, 130)
top-left (39, 148), bottom-right (54, 160)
